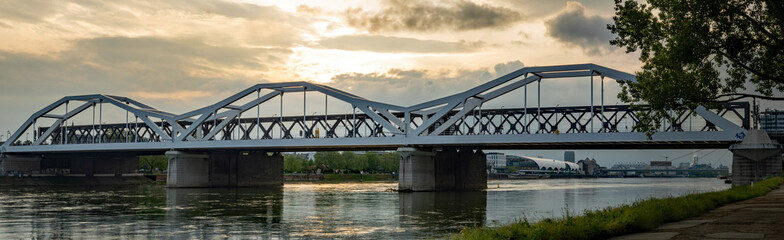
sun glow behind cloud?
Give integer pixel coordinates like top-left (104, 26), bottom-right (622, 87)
top-left (0, 0), bottom-right (651, 134)
top-left (288, 46), bottom-right (431, 83)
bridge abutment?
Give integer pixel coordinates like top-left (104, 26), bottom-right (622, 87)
top-left (398, 147), bottom-right (486, 191)
top-left (2, 153), bottom-right (140, 178)
top-left (166, 150), bottom-right (283, 188)
top-left (729, 129), bottom-right (783, 186)
top-left (0, 154), bottom-right (41, 175)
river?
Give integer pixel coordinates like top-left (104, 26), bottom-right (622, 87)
top-left (0, 178), bottom-right (728, 239)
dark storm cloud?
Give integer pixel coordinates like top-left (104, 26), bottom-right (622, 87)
top-left (344, 0), bottom-right (524, 32)
top-left (319, 35), bottom-right (485, 53)
top-left (544, 2), bottom-right (615, 55)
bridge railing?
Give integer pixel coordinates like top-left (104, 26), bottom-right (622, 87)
top-left (419, 102), bottom-right (749, 136)
top-left (21, 102), bottom-right (749, 146)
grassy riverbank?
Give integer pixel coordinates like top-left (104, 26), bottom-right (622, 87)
top-left (454, 177), bottom-right (784, 240)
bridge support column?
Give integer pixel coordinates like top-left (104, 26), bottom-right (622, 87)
top-left (166, 151), bottom-right (210, 187)
top-left (398, 147), bottom-right (486, 191)
top-left (0, 154), bottom-right (41, 175)
top-left (729, 129), bottom-right (783, 186)
top-left (166, 150), bottom-right (283, 188)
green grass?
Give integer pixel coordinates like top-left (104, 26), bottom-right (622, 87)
top-left (453, 177), bottom-right (784, 240)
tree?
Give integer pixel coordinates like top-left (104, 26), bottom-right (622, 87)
top-left (284, 154), bottom-right (307, 173)
top-left (315, 151), bottom-right (343, 173)
top-left (313, 152), bottom-right (331, 172)
top-left (363, 152), bottom-right (380, 173)
top-left (139, 155), bottom-right (168, 172)
top-left (608, 0), bottom-right (784, 137)
top-left (380, 152), bottom-right (400, 173)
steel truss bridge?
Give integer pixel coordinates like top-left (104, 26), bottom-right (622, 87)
top-left (1, 64), bottom-right (750, 154)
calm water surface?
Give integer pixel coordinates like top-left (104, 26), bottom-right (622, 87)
top-left (0, 178), bottom-right (728, 239)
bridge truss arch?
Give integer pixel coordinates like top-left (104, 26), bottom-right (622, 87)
top-left (1, 63), bottom-right (751, 154)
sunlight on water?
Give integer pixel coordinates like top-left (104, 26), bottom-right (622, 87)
top-left (0, 178), bottom-right (728, 239)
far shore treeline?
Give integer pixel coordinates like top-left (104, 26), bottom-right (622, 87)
top-left (284, 152), bottom-right (400, 174)
top-left (138, 151), bottom-right (400, 174)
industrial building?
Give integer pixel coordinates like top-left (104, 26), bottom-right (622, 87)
top-left (761, 109), bottom-right (784, 133)
top-left (487, 153), bottom-right (580, 174)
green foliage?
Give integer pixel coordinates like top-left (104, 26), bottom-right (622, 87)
top-left (139, 155), bottom-right (168, 172)
top-left (608, 0), bottom-right (784, 138)
top-left (284, 154), bottom-right (308, 173)
top-left (363, 152), bottom-right (380, 172)
top-left (454, 177), bottom-right (783, 240)
top-left (310, 151), bottom-right (399, 173)
top-left (380, 152), bottom-right (400, 173)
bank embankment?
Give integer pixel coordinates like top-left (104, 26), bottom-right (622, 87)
top-left (0, 176), bottom-right (155, 186)
top-left (453, 177), bottom-right (784, 240)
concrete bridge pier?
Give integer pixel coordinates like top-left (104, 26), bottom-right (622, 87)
top-left (398, 147), bottom-right (487, 191)
top-left (165, 150), bottom-right (283, 188)
top-left (729, 129), bottom-right (783, 186)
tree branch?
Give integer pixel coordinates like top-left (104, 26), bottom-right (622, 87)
top-left (716, 93), bottom-right (784, 101)
top-left (725, 2), bottom-right (784, 46)
top-left (712, 49), bottom-right (784, 84)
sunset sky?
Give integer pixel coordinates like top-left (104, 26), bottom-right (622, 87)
top-left (0, 0), bottom-right (776, 165)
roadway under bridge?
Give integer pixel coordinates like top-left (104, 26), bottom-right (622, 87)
top-left (0, 64), bottom-right (760, 191)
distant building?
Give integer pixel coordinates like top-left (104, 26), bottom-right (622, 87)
top-left (564, 151), bottom-right (575, 163)
top-left (486, 152), bottom-right (507, 172)
top-left (506, 155), bottom-right (538, 170)
top-left (761, 109), bottom-right (784, 133)
top-left (649, 161), bottom-right (675, 175)
top-left (577, 158), bottom-right (601, 175)
top-left (611, 162), bottom-right (649, 169)
top-left (678, 162), bottom-right (691, 169)
top-left (507, 155), bottom-right (580, 172)
top-left (650, 161), bottom-right (672, 167)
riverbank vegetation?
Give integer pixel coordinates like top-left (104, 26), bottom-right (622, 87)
top-left (284, 152), bottom-right (399, 174)
top-left (454, 177), bottom-right (784, 240)
top-left (136, 151), bottom-right (401, 175)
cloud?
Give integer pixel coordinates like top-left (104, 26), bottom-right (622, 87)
top-left (0, 36), bottom-right (291, 105)
top-left (319, 35), bottom-right (485, 53)
top-left (328, 61), bottom-right (524, 105)
top-left (494, 60), bottom-right (525, 76)
top-left (498, 0), bottom-right (616, 19)
top-left (544, 1), bottom-right (615, 55)
top-left (127, 90), bottom-right (213, 102)
top-left (344, 0), bottom-right (523, 32)
top-left (0, 0), bottom-right (296, 23)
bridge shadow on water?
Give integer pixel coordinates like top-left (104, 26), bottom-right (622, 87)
top-left (398, 191), bottom-right (487, 234)
top-left (165, 187), bottom-right (284, 223)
